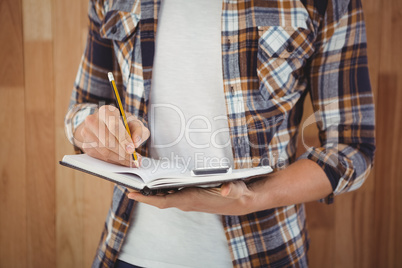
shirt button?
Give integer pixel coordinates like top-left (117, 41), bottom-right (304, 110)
top-left (111, 25), bottom-right (117, 34)
top-left (227, 39), bottom-right (231, 49)
top-left (286, 44), bottom-right (294, 53)
top-left (122, 212), bottom-right (129, 221)
top-left (230, 86), bottom-right (235, 95)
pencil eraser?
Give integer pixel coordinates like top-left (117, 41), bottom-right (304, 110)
top-left (108, 72), bottom-right (114, 81)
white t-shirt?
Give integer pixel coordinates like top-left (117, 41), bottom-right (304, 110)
top-left (117, 0), bottom-right (234, 267)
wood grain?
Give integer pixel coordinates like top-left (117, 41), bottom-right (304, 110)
top-left (23, 41), bottom-right (56, 268)
top-left (22, 0), bottom-right (56, 266)
top-left (53, 0), bottom-right (85, 265)
top-left (83, 175), bottom-right (114, 268)
top-left (22, 0), bottom-right (52, 41)
top-left (0, 0), bottom-right (24, 87)
top-left (372, 0), bottom-right (402, 266)
top-left (0, 0), bottom-right (27, 267)
top-left (0, 89), bottom-right (27, 267)
top-left (374, 73), bottom-right (401, 268)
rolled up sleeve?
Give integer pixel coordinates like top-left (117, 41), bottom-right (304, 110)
top-left (64, 0), bottom-right (122, 147)
top-left (298, 0), bottom-right (376, 203)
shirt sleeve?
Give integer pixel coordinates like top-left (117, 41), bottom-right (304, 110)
top-left (298, 0), bottom-right (376, 203)
top-left (64, 0), bottom-right (123, 148)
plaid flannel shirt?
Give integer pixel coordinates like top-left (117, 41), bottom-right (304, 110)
top-left (64, 0), bottom-right (375, 267)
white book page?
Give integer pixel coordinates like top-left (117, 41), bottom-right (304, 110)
top-left (62, 154), bottom-right (186, 184)
top-left (62, 154), bottom-right (273, 188)
top-left (147, 166), bottom-right (272, 188)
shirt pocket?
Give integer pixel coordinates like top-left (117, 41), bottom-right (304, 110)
top-left (99, 9), bottom-right (140, 42)
top-left (98, 3), bottom-right (141, 85)
top-left (257, 25), bottom-right (314, 100)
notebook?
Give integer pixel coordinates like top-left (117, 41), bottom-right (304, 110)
top-left (60, 154), bottom-right (272, 195)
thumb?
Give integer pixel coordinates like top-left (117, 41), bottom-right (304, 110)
top-left (221, 181), bottom-right (247, 199)
top-left (127, 115), bottom-right (150, 147)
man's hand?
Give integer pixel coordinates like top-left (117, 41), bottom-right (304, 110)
top-left (73, 105), bottom-right (150, 167)
top-left (127, 159), bottom-right (333, 215)
top-left (127, 181), bottom-right (258, 216)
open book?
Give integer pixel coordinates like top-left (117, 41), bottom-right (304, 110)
top-left (60, 154), bottom-right (273, 195)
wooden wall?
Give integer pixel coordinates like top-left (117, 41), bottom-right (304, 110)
top-left (0, 0), bottom-right (400, 267)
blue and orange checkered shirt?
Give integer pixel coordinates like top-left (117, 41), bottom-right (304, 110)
top-left (65, 0), bottom-right (375, 267)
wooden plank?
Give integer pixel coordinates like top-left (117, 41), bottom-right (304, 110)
top-left (374, 73), bottom-right (400, 268)
top-left (56, 148), bottom-right (84, 268)
top-left (0, 1), bottom-right (27, 267)
top-left (22, 0), bottom-right (55, 266)
top-left (307, 228), bottom-right (335, 267)
top-left (373, 0), bottom-right (402, 265)
top-left (333, 193), bottom-right (357, 268)
top-left (53, 0), bottom-right (85, 266)
top-left (389, 1), bottom-right (402, 267)
top-left (23, 40), bottom-right (56, 268)
top-left (0, 89), bottom-right (27, 268)
top-left (22, 0), bottom-right (52, 42)
top-left (0, 0), bottom-right (24, 87)
top-left (83, 176), bottom-right (114, 268)
top-left (305, 202), bottom-right (335, 268)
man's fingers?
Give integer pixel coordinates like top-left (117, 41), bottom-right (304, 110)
top-left (86, 111), bottom-right (126, 159)
top-left (80, 127), bottom-right (99, 151)
top-left (138, 125), bottom-right (151, 147)
top-left (127, 116), bottom-right (150, 147)
top-left (85, 110), bottom-right (110, 148)
top-left (128, 192), bottom-right (171, 209)
top-left (79, 105), bottom-right (142, 167)
top-left (220, 181), bottom-right (247, 199)
top-left (202, 187), bottom-right (223, 196)
top-left (93, 147), bottom-right (133, 167)
top-left (99, 106), bottom-right (135, 154)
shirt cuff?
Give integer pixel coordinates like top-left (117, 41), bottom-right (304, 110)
top-left (297, 145), bottom-right (354, 204)
top-left (64, 103), bottom-right (98, 148)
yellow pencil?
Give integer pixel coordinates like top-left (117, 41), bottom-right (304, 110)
top-left (107, 72), bottom-right (139, 167)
